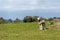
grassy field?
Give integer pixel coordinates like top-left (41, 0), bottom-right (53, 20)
top-left (0, 22), bottom-right (60, 40)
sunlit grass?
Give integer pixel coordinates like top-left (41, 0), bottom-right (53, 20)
top-left (0, 22), bottom-right (60, 40)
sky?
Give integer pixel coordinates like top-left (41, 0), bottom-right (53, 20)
top-left (0, 0), bottom-right (60, 20)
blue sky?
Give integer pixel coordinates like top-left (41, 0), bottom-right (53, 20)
top-left (0, 0), bottom-right (60, 20)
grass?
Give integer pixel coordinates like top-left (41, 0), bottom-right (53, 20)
top-left (0, 22), bottom-right (60, 40)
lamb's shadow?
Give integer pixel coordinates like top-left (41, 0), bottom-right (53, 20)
top-left (46, 28), bottom-right (49, 30)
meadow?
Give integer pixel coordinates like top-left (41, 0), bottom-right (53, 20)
top-left (0, 22), bottom-right (60, 40)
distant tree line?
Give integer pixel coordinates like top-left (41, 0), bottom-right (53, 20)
top-left (0, 17), bottom-right (21, 24)
top-left (0, 16), bottom-right (59, 24)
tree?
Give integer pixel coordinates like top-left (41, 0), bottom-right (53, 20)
top-left (48, 18), bottom-right (54, 25)
top-left (23, 16), bottom-right (47, 22)
top-left (23, 16), bottom-right (33, 22)
top-left (53, 17), bottom-right (57, 19)
top-left (14, 18), bottom-right (20, 23)
top-left (32, 16), bottom-right (39, 22)
top-left (8, 19), bottom-right (12, 24)
top-left (48, 18), bottom-right (53, 21)
top-left (0, 17), bottom-right (5, 24)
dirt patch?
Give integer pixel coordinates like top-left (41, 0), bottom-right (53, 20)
top-left (55, 22), bottom-right (60, 30)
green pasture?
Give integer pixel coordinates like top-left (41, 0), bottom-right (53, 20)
top-left (0, 22), bottom-right (60, 40)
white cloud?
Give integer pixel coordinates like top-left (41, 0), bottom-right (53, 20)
top-left (0, 0), bottom-right (60, 11)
